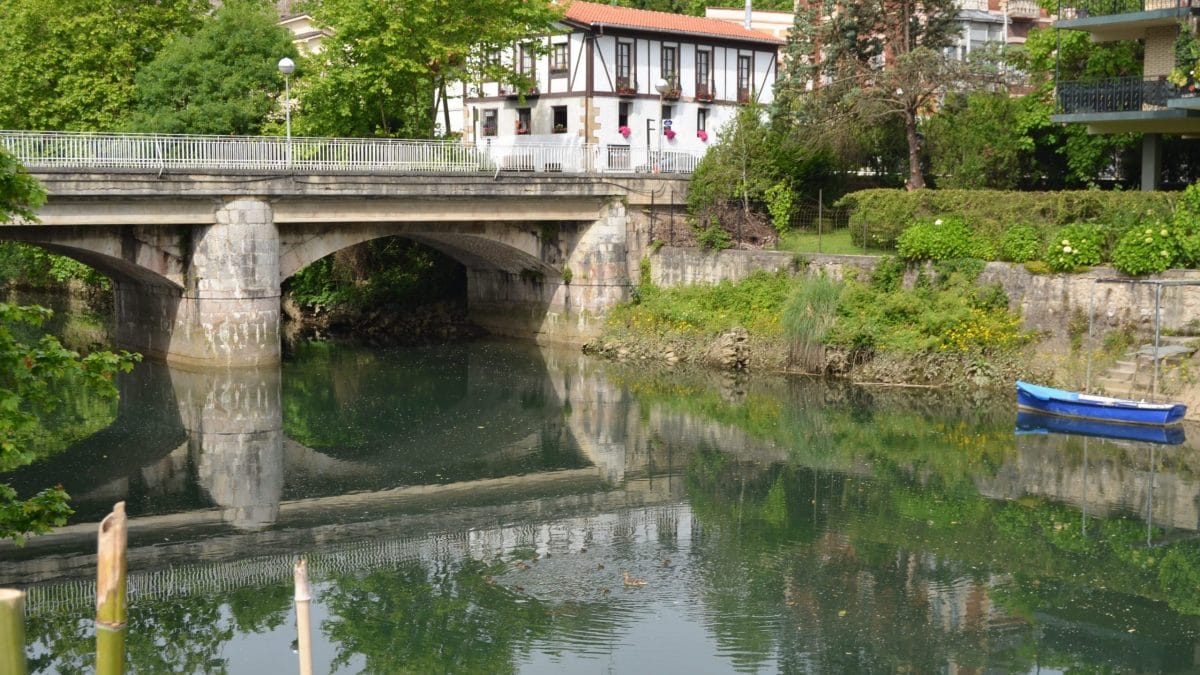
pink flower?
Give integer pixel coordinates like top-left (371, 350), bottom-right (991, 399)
top-left (664, 128), bottom-right (676, 140)
top-left (697, 130), bottom-right (708, 142)
top-left (618, 125), bottom-right (631, 138)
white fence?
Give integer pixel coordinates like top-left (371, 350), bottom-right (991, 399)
top-left (0, 131), bottom-right (700, 175)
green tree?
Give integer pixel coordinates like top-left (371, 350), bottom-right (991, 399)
top-left (0, 154), bottom-right (139, 542)
top-left (926, 92), bottom-right (1025, 189)
top-left (125, 0), bottom-right (297, 135)
top-left (0, 0), bottom-right (207, 130)
top-left (788, 0), bottom-right (992, 190)
top-left (0, 303), bottom-right (139, 543)
top-left (0, 148), bottom-right (45, 223)
top-left (294, 0), bottom-right (561, 138)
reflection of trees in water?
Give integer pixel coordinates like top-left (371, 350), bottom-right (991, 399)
top-left (321, 557), bottom-right (618, 674)
top-left (25, 583), bottom-right (292, 674)
top-left (683, 444), bottom-right (1200, 673)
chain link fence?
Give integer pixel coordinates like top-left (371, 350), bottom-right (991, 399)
top-left (646, 192), bottom-right (896, 255)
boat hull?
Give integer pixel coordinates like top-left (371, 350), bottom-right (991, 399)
top-left (1016, 411), bottom-right (1186, 444)
top-left (1015, 381), bottom-right (1187, 426)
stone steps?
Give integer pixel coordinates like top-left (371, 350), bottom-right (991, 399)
top-left (1092, 338), bottom-right (1198, 398)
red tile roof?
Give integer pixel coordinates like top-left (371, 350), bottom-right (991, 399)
top-left (563, 1), bottom-right (784, 45)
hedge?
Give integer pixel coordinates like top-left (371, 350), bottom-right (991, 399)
top-left (837, 189), bottom-right (1179, 249)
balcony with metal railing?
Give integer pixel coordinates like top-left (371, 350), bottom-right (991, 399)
top-left (0, 130), bottom-right (702, 175)
top-left (1057, 76), bottom-right (1176, 113)
top-left (1059, 0), bottom-right (1197, 18)
top-left (1057, 0), bottom-right (1199, 41)
top-left (1052, 75), bottom-right (1200, 132)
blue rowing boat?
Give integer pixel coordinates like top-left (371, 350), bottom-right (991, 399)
top-left (1016, 411), bottom-right (1186, 444)
top-left (1015, 381), bottom-right (1187, 426)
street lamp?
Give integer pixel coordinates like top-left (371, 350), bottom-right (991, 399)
top-left (653, 77), bottom-right (669, 173)
top-left (278, 57), bottom-right (295, 169)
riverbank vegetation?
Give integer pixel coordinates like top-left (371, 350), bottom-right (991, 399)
top-left (590, 256), bottom-right (1037, 386)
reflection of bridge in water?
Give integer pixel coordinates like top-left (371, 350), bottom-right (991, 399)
top-left (8, 348), bottom-right (1200, 629)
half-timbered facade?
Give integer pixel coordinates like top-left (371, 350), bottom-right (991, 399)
top-left (462, 1), bottom-right (783, 163)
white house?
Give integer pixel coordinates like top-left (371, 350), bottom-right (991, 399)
top-left (463, 1), bottom-right (783, 165)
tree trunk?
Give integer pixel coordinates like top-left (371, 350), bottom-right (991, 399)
top-left (441, 81), bottom-right (452, 137)
top-left (904, 105), bottom-right (925, 190)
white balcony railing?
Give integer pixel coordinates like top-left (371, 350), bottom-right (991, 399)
top-left (1006, 0), bottom-right (1041, 18)
top-left (0, 131), bottom-right (700, 175)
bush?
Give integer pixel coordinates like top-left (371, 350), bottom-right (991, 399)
top-left (1110, 223), bottom-right (1179, 276)
top-left (998, 224), bottom-right (1043, 263)
top-left (696, 223), bottom-right (734, 250)
top-left (896, 217), bottom-right (989, 261)
top-left (827, 270), bottom-right (1031, 354)
top-left (607, 270), bottom-right (791, 337)
top-left (1045, 223), bottom-right (1103, 272)
top-left (839, 188), bottom-right (1177, 249)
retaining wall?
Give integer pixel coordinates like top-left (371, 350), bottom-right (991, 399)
top-left (650, 247), bottom-right (1200, 338)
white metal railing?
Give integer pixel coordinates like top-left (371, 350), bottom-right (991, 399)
top-left (0, 130), bottom-right (700, 176)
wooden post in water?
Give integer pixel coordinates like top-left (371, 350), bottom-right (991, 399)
top-left (0, 589), bottom-right (28, 675)
top-left (294, 558), bottom-right (313, 675)
top-left (96, 502), bottom-right (127, 675)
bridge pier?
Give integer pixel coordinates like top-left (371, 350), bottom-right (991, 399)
top-left (115, 198), bottom-right (281, 367)
top-left (469, 198), bottom-right (632, 343)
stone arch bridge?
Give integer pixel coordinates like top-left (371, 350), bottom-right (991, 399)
top-left (1, 167), bottom-right (687, 366)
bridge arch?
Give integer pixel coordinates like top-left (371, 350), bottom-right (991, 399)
top-left (278, 221), bottom-right (561, 284)
top-left (0, 226), bottom-right (185, 290)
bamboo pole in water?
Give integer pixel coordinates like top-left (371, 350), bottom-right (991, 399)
top-left (0, 588), bottom-right (28, 675)
top-left (294, 558), bottom-right (313, 675)
top-left (96, 502), bottom-right (127, 675)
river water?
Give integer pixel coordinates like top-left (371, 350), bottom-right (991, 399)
top-left (3, 338), bottom-right (1200, 673)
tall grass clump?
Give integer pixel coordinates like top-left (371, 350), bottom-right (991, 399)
top-left (781, 274), bottom-right (843, 372)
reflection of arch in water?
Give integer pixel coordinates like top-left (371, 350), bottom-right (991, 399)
top-left (1, 360), bottom-right (187, 523)
top-left (2, 361), bottom-right (288, 532)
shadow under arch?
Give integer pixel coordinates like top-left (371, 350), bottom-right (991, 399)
top-left (278, 222), bottom-right (563, 284)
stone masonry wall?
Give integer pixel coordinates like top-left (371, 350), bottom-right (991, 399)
top-left (651, 247), bottom-right (1200, 338)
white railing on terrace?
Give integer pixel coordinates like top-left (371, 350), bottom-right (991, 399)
top-left (0, 130), bottom-right (700, 175)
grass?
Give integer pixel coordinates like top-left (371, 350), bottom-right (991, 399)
top-left (778, 228), bottom-right (894, 256)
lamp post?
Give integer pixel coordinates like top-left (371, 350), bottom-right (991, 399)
top-left (653, 78), bottom-right (669, 173)
top-left (278, 57), bottom-right (295, 169)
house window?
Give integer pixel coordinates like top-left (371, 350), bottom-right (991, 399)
top-left (616, 41), bottom-right (635, 92)
top-left (737, 54), bottom-right (752, 102)
top-left (516, 107), bottom-right (531, 134)
top-left (550, 43), bottom-right (568, 76)
top-left (661, 104), bottom-right (673, 132)
top-left (695, 50), bottom-right (712, 100)
top-left (483, 51), bottom-right (502, 82)
top-left (552, 105), bottom-right (568, 133)
top-left (661, 45), bottom-right (678, 90)
top-left (618, 102), bottom-right (631, 128)
top-left (697, 108), bottom-right (707, 132)
top-left (482, 109), bottom-right (498, 137)
top-left (519, 44), bottom-right (536, 76)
